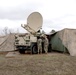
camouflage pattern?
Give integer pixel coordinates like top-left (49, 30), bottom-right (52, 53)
top-left (37, 38), bottom-right (42, 54)
top-left (44, 35), bottom-right (49, 53)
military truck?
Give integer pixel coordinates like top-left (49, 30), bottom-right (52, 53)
top-left (15, 12), bottom-right (44, 54)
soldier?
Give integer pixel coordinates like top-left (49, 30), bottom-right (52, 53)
top-left (37, 37), bottom-right (42, 54)
top-left (44, 35), bottom-right (49, 53)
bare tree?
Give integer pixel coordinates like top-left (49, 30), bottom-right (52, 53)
top-left (3, 27), bottom-right (14, 35)
top-left (3, 27), bottom-right (8, 35)
top-left (9, 28), bottom-right (15, 34)
top-left (2, 27), bottom-right (20, 35)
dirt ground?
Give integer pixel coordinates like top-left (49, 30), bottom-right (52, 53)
top-left (0, 52), bottom-right (76, 75)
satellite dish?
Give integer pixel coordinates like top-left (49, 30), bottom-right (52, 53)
top-left (27, 12), bottom-right (43, 32)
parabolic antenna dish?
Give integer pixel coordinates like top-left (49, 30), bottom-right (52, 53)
top-left (27, 12), bottom-right (43, 32)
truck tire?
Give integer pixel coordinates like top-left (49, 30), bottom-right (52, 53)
top-left (32, 45), bottom-right (38, 54)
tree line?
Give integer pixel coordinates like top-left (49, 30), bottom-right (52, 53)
top-left (0, 27), bottom-right (19, 36)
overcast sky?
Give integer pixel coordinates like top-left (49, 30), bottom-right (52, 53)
top-left (0, 0), bottom-right (76, 33)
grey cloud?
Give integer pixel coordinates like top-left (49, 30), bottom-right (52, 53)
top-left (43, 20), bottom-right (53, 26)
top-left (43, 20), bottom-right (60, 28)
top-left (0, 3), bottom-right (43, 20)
top-left (43, 19), bottom-right (65, 31)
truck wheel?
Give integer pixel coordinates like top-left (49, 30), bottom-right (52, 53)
top-left (32, 45), bottom-right (37, 54)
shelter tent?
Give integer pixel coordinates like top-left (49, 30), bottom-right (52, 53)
top-left (50, 28), bottom-right (76, 56)
top-left (0, 34), bottom-right (15, 51)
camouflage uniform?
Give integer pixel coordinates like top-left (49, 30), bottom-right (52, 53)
top-left (44, 36), bottom-right (49, 53)
top-left (37, 38), bottom-right (42, 54)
